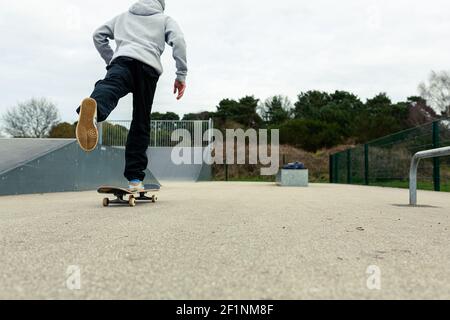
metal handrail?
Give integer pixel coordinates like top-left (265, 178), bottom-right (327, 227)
top-left (409, 146), bottom-right (450, 205)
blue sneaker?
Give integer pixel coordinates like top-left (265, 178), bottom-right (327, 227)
top-left (128, 180), bottom-right (144, 192)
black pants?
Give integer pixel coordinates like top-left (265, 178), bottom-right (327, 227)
top-left (82, 57), bottom-right (159, 181)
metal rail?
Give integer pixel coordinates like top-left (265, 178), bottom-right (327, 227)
top-left (409, 146), bottom-right (450, 205)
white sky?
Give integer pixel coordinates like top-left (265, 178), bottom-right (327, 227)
top-left (0, 0), bottom-right (449, 122)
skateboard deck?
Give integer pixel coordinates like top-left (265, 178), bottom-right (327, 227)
top-left (98, 184), bottom-right (160, 207)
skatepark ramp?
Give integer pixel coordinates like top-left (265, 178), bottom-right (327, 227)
top-left (147, 147), bottom-right (211, 182)
top-left (102, 120), bottom-right (213, 182)
top-left (0, 139), bottom-right (159, 196)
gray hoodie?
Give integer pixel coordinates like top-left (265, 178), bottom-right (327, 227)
top-left (93, 0), bottom-right (187, 82)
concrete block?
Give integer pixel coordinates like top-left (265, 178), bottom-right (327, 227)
top-left (277, 169), bottom-right (309, 187)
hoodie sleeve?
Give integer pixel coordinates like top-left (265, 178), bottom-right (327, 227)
top-left (93, 17), bottom-right (117, 65)
top-left (165, 17), bottom-right (188, 83)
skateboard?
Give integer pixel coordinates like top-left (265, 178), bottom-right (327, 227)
top-left (97, 184), bottom-right (160, 207)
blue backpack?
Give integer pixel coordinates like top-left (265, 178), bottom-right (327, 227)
top-left (283, 162), bottom-right (306, 170)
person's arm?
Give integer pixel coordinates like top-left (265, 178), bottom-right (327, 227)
top-left (165, 17), bottom-right (187, 99)
top-left (93, 17), bottom-right (117, 65)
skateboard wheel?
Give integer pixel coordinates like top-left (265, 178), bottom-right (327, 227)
top-left (152, 195), bottom-right (157, 203)
top-left (129, 196), bottom-right (136, 207)
top-left (103, 198), bottom-right (110, 207)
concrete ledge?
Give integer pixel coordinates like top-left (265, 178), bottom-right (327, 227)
top-left (277, 169), bottom-right (309, 187)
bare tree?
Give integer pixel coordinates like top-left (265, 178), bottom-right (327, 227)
top-left (419, 71), bottom-right (450, 117)
top-left (2, 98), bottom-right (60, 138)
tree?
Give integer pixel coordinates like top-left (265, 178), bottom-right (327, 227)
top-left (293, 91), bottom-right (331, 119)
top-left (152, 112), bottom-right (180, 121)
top-left (405, 96), bottom-right (438, 127)
top-left (102, 122), bottom-right (129, 146)
top-left (259, 95), bottom-right (292, 126)
top-left (365, 92), bottom-right (392, 113)
top-left (319, 91), bottom-right (363, 138)
top-left (419, 71), bottom-right (450, 117)
top-left (278, 119), bottom-right (343, 152)
top-left (215, 96), bottom-right (263, 128)
top-left (49, 122), bottom-right (76, 138)
top-left (292, 90), bottom-right (363, 140)
top-left (2, 98), bottom-right (60, 138)
top-left (183, 111), bottom-right (215, 121)
top-left (354, 93), bottom-right (409, 143)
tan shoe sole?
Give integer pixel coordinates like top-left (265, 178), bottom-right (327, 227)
top-left (76, 98), bottom-right (98, 152)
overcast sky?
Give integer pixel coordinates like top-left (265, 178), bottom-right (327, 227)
top-left (0, 0), bottom-right (449, 122)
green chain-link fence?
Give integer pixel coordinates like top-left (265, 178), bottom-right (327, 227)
top-left (330, 119), bottom-right (450, 192)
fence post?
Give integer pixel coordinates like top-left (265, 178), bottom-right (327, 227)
top-left (329, 155), bottom-right (334, 183)
top-left (364, 144), bottom-right (369, 185)
top-left (98, 122), bottom-right (103, 146)
top-left (154, 121), bottom-right (158, 147)
top-left (347, 149), bottom-right (352, 184)
top-left (207, 118), bottom-right (214, 165)
top-left (334, 154), bottom-right (339, 183)
top-left (208, 118), bottom-right (213, 145)
top-left (432, 121), bottom-right (441, 192)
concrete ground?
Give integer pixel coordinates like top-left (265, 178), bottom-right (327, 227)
top-left (0, 182), bottom-right (449, 300)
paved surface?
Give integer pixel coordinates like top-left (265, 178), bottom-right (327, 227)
top-left (0, 182), bottom-right (449, 300)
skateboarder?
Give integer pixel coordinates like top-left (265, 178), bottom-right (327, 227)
top-left (76, 0), bottom-right (187, 191)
